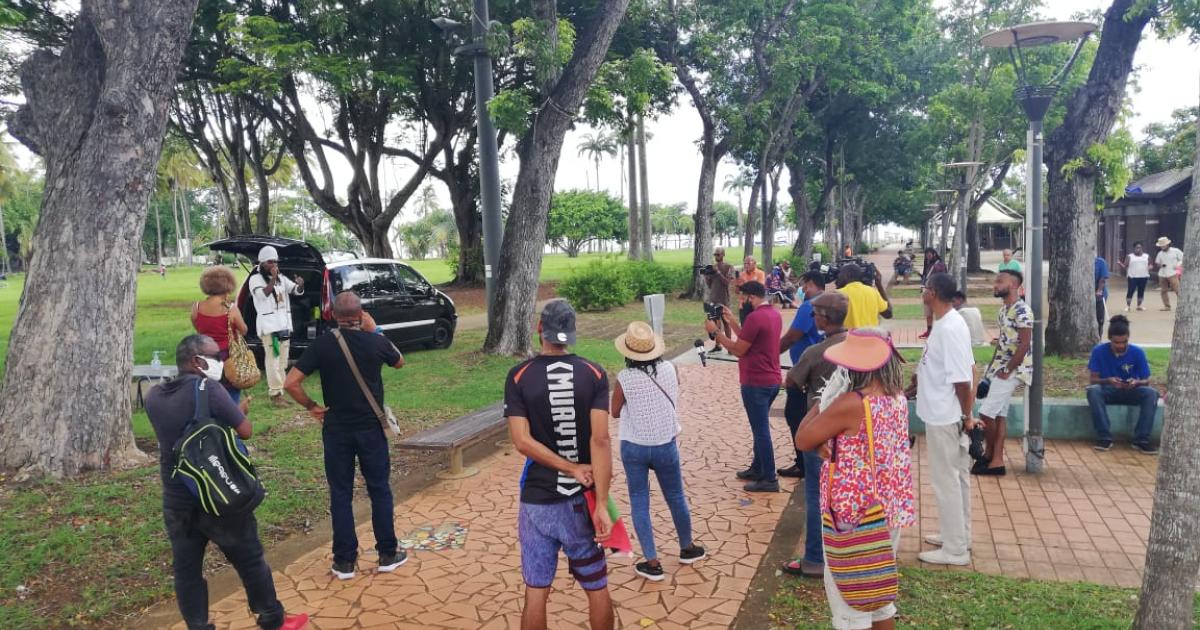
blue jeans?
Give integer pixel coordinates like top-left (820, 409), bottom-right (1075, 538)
top-left (741, 385), bottom-right (780, 482)
top-left (322, 426), bottom-right (398, 564)
top-left (621, 439), bottom-right (693, 561)
top-left (783, 387), bottom-right (807, 468)
top-left (1086, 384), bottom-right (1159, 445)
top-left (801, 450), bottom-right (824, 564)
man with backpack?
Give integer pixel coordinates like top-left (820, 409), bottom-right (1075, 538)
top-left (145, 334), bottom-right (308, 630)
top-left (285, 291), bottom-right (407, 580)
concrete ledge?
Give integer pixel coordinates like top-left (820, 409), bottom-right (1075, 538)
top-left (907, 397), bottom-right (1164, 442)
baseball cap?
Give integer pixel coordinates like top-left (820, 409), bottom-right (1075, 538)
top-left (540, 299), bottom-right (577, 346)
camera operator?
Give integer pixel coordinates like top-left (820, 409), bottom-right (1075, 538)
top-left (837, 263), bottom-right (892, 329)
top-left (704, 281), bottom-right (783, 493)
top-left (734, 256), bottom-right (767, 324)
top-left (249, 245), bottom-right (305, 407)
top-left (702, 248), bottom-right (736, 345)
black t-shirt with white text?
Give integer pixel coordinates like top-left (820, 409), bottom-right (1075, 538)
top-left (504, 354), bottom-right (609, 504)
top-left (295, 329), bottom-right (402, 433)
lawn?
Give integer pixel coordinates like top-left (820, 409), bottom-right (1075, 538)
top-left (770, 566), bottom-right (1197, 629)
top-left (408, 247), bottom-right (704, 285)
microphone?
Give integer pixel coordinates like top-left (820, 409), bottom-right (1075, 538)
top-left (694, 339), bottom-right (707, 367)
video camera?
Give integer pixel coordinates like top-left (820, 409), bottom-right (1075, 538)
top-left (695, 264), bottom-right (718, 276)
top-left (808, 257), bottom-right (878, 287)
top-left (703, 302), bottom-right (724, 340)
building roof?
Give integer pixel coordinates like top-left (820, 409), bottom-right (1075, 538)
top-left (1123, 168), bottom-right (1193, 200)
top-left (977, 198), bottom-right (1023, 225)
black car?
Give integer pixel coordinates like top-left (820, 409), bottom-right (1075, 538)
top-left (206, 236), bottom-right (457, 360)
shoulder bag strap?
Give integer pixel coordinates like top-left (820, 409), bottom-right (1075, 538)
top-left (646, 373), bottom-right (676, 409)
top-left (332, 330), bottom-right (387, 428)
top-left (862, 396), bottom-right (882, 500)
top-left (194, 378), bottom-right (210, 422)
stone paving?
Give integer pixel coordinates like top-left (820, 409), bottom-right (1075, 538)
top-left (185, 362), bottom-right (801, 630)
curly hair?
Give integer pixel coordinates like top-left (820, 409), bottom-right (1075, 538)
top-left (199, 266), bottom-right (238, 297)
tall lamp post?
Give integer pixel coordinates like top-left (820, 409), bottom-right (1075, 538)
top-left (933, 189), bottom-right (958, 256)
top-left (942, 161), bottom-right (985, 292)
top-left (982, 21), bottom-right (1095, 474)
top-left (434, 2), bottom-right (505, 322)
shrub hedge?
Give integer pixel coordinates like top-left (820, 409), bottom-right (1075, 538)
top-left (558, 259), bottom-right (692, 311)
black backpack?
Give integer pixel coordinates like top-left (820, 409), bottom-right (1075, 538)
top-left (171, 379), bottom-right (265, 517)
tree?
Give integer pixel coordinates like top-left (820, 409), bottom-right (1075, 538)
top-left (1136, 106), bottom-right (1199, 176)
top-left (548, 190), bottom-right (628, 257)
top-left (723, 170), bottom-right (752, 236)
top-left (0, 0), bottom-right (198, 476)
top-left (713, 200), bottom-right (740, 246)
top-left (576, 131), bottom-right (617, 191)
top-left (1045, 0), bottom-right (1154, 355)
top-left (483, 0), bottom-right (631, 355)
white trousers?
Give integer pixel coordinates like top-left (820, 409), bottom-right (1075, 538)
top-left (265, 337), bottom-right (290, 397)
top-left (926, 422), bottom-right (972, 556)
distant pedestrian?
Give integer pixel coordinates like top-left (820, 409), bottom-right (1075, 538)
top-left (950, 291), bottom-right (986, 347)
top-left (146, 335), bottom-right (308, 630)
top-left (703, 248), bottom-right (736, 344)
top-left (918, 248), bottom-right (947, 340)
top-left (998, 249), bottom-right (1021, 273)
top-left (1095, 256), bottom-right (1109, 338)
top-left (192, 266), bottom-right (250, 402)
top-left (284, 292), bottom-right (407, 581)
top-left (705, 280), bottom-right (784, 492)
top-left (1153, 236), bottom-right (1183, 311)
top-left (911, 272), bottom-right (977, 566)
top-left (611, 321), bottom-right (706, 582)
top-left (975, 270), bottom-right (1032, 477)
top-left (1087, 315), bottom-right (1160, 455)
top-left (505, 300), bottom-right (614, 630)
top-left (734, 256), bottom-right (767, 323)
top-left (159, 262), bottom-right (167, 279)
top-left (838, 263), bottom-right (892, 329)
top-left (249, 245), bottom-right (305, 407)
top-left (1116, 241), bottom-right (1150, 311)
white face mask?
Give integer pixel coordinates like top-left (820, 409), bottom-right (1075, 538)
top-left (198, 357), bottom-right (224, 382)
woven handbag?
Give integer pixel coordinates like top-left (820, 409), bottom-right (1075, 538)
top-left (223, 309), bottom-right (262, 390)
top-left (821, 396), bottom-right (898, 612)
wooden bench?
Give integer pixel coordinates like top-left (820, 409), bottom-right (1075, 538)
top-left (397, 402), bottom-right (507, 479)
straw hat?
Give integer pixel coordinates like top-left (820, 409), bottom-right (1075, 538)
top-left (823, 328), bottom-right (904, 372)
top-left (615, 321), bottom-right (666, 361)
top-left (1156, 236), bottom-right (1171, 247)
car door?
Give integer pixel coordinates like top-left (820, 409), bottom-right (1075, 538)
top-left (363, 263), bottom-right (411, 343)
top-left (391, 263), bottom-right (441, 343)
top-left (331, 264), bottom-right (387, 323)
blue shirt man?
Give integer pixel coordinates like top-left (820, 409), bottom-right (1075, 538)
top-left (1086, 315), bottom-right (1158, 453)
top-left (775, 270), bottom-right (826, 482)
top-left (1095, 256), bottom-right (1110, 337)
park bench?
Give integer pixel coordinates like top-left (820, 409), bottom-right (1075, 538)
top-left (398, 401), bottom-right (507, 479)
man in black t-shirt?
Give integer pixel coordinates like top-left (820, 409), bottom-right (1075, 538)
top-left (285, 292), bottom-right (406, 581)
top-left (505, 300), bottom-right (615, 630)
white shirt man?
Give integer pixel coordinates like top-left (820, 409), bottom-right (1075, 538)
top-left (913, 273), bottom-right (977, 565)
top-left (248, 245), bottom-right (305, 404)
top-left (1153, 237), bottom-right (1184, 310)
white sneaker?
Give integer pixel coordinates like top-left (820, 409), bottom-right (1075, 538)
top-left (1124, 305), bottom-right (1131, 312)
top-left (923, 534), bottom-right (972, 550)
top-left (918, 549), bottom-right (971, 566)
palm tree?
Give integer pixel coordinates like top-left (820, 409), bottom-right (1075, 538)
top-left (724, 170), bottom-right (754, 238)
top-left (577, 132), bottom-right (618, 192)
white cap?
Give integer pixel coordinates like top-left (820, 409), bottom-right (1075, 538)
top-left (258, 245), bottom-right (279, 263)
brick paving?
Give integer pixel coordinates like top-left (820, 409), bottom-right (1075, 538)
top-left (185, 362), bottom-right (801, 630)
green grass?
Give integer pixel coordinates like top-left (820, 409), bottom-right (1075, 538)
top-left (890, 302), bottom-right (1000, 322)
top-left (769, 566), bottom-right (1196, 629)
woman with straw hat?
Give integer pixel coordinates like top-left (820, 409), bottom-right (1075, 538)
top-left (795, 328), bottom-right (915, 630)
top-left (611, 321), bottom-right (706, 581)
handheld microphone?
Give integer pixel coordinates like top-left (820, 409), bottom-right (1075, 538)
top-left (694, 339), bottom-right (707, 367)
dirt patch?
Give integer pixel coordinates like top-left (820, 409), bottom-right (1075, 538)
top-left (440, 282), bottom-right (558, 315)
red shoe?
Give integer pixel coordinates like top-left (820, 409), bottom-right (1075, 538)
top-left (280, 613), bottom-right (309, 630)
top-left (917, 330), bottom-right (931, 340)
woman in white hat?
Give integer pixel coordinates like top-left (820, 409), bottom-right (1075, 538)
top-left (610, 321), bottom-right (706, 581)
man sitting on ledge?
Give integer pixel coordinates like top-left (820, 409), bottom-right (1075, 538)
top-left (1086, 315), bottom-right (1159, 455)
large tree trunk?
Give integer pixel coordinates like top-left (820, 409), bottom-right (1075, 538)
top-left (788, 156), bottom-right (814, 261)
top-left (1045, 0), bottom-right (1151, 355)
top-left (2, 0), bottom-right (198, 476)
top-left (762, 166), bottom-right (780, 270)
top-left (742, 170), bottom-right (764, 259)
top-left (626, 128), bottom-right (640, 260)
top-left (682, 123), bottom-right (721, 299)
top-left (637, 114), bottom-right (652, 261)
top-left (1133, 104), bottom-right (1200, 630)
top-left (483, 0), bottom-right (630, 355)
top-left (439, 136), bottom-right (484, 285)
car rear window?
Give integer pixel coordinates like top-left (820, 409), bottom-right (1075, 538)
top-left (332, 265), bottom-right (371, 293)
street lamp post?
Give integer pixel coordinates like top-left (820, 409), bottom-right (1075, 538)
top-left (434, 2), bottom-right (505, 322)
top-left (933, 189), bottom-right (958, 256)
top-left (982, 21), bottom-right (1095, 474)
top-left (942, 162), bottom-right (985, 292)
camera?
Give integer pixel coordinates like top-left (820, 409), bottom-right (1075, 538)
top-left (808, 257), bottom-right (878, 287)
top-left (703, 302), bottom-right (724, 340)
top-left (695, 264), bottom-right (717, 276)
top-left (968, 424), bottom-right (987, 462)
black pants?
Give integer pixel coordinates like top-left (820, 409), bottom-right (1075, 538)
top-left (783, 387), bottom-right (809, 468)
top-left (163, 506), bottom-right (284, 630)
top-left (323, 426), bottom-right (397, 564)
top-left (1126, 277), bottom-right (1148, 304)
top-left (1096, 295), bottom-right (1106, 337)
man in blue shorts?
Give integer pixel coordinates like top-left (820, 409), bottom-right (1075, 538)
top-left (505, 300), bottom-right (614, 630)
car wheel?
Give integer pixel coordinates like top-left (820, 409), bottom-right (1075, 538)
top-left (429, 318), bottom-right (454, 349)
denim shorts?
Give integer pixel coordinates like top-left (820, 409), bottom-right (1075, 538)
top-left (518, 495), bottom-right (608, 591)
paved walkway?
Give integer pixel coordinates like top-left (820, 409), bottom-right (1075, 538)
top-left (187, 363), bottom-right (800, 630)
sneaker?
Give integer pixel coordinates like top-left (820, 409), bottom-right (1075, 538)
top-left (280, 613), bottom-right (310, 630)
top-left (377, 550), bottom-right (408, 572)
top-left (1132, 442), bottom-right (1159, 455)
top-left (330, 560), bottom-right (357, 580)
top-left (735, 468), bottom-right (760, 481)
top-left (1124, 305), bottom-right (1131, 312)
top-left (1137, 305), bottom-right (1146, 311)
top-left (271, 395), bottom-right (291, 409)
top-left (634, 561), bottom-right (665, 581)
top-left (744, 479), bottom-right (780, 493)
top-left (680, 544), bottom-right (707, 565)
top-left (1094, 440), bottom-right (1113, 452)
top-left (918, 549), bottom-right (970, 566)
top-left (777, 464), bottom-right (804, 478)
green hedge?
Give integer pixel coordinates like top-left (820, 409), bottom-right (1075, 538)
top-left (558, 259), bottom-right (691, 311)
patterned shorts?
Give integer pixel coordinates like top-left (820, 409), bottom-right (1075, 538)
top-left (518, 496), bottom-right (608, 591)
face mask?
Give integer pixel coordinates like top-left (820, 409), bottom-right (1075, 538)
top-left (198, 357), bottom-right (224, 381)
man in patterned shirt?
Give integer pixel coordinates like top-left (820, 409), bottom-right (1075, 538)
top-left (975, 270), bottom-right (1031, 476)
